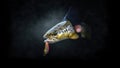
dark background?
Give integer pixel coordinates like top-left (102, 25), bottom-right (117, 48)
top-left (4, 0), bottom-right (112, 63)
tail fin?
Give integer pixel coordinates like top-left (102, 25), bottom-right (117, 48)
top-left (80, 22), bottom-right (91, 39)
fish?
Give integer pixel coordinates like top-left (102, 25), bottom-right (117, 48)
top-left (43, 20), bottom-right (80, 56)
top-left (43, 7), bottom-right (90, 56)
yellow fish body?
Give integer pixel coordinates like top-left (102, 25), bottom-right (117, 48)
top-left (43, 20), bottom-right (79, 44)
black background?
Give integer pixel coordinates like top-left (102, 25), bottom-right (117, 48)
top-left (3, 0), bottom-right (112, 64)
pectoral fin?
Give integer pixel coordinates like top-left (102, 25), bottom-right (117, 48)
top-left (69, 33), bottom-right (79, 39)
